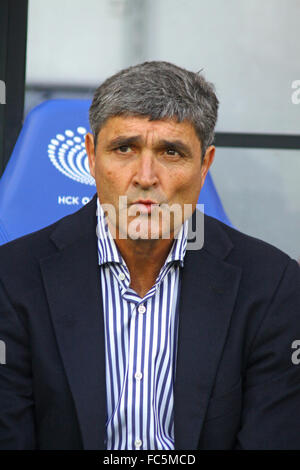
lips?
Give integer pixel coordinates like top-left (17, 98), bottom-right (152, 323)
top-left (131, 200), bottom-right (159, 214)
top-left (132, 199), bottom-right (159, 205)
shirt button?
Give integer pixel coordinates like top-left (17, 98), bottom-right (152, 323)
top-left (138, 304), bottom-right (146, 314)
top-left (135, 371), bottom-right (143, 380)
top-left (118, 272), bottom-right (125, 281)
top-left (135, 438), bottom-right (142, 449)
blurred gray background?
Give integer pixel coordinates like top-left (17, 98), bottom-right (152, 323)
top-left (25, 0), bottom-right (300, 260)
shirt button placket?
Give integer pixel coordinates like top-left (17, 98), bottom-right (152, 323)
top-left (138, 304), bottom-right (146, 314)
top-left (135, 438), bottom-right (142, 449)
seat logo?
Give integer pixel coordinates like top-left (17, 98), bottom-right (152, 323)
top-left (47, 127), bottom-right (95, 186)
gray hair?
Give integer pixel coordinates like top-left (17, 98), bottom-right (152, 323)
top-left (89, 61), bottom-right (219, 158)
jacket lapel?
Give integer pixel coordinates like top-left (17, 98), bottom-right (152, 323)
top-left (174, 214), bottom-right (242, 449)
top-left (40, 195), bottom-right (107, 450)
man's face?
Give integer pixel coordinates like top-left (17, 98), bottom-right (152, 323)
top-left (85, 115), bottom-right (215, 241)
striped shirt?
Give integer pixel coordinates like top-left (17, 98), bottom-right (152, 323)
top-left (96, 198), bottom-right (188, 450)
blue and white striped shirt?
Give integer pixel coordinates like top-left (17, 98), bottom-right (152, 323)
top-left (96, 198), bottom-right (188, 450)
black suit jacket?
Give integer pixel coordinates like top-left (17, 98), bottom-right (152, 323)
top-left (0, 194), bottom-right (300, 450)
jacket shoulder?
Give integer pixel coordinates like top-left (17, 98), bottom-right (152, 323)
top-left (0, 196), bottom-right (97, 282)
top-left (204, 214), bottom-right (295, 273)
top-left (0, 218), bottom-right (61, 290)
top-left (0, 194), bottom-right (97, 260)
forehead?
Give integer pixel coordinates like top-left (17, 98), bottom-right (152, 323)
top-left (97, 115), bottom-right (200, 145)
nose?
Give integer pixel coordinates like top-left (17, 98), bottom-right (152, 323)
top-left (132, 151), bottom-right (159, 189)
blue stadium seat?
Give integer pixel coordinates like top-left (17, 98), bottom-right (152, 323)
top-left (0, 99), bottom-right (233, 245)
top-left (198, 171), bottom-right (233, 228)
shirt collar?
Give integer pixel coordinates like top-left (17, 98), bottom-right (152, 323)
top-left (96, 197), bottom-right (188, 268)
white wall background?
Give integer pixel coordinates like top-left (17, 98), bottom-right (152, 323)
top-left (26, 0), bottom-right (300, 259)
top-left (27, 0), bottom-right (300, 133)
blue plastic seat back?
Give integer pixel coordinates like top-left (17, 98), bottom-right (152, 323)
top-left (0, 99), bottom-right (232, 245)
top-left (198, 171), bottom-right (233, 227)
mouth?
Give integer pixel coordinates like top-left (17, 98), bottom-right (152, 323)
top-left (131, 200), bottom-right (160, 215)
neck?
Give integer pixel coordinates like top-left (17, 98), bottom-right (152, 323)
top-left (110, 223), bottom-right (175, 298)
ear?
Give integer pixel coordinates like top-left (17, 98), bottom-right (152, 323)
top-left (200, 145), bottom-right (215, 190)
top-left (85, 132), bottom-right (96, 179)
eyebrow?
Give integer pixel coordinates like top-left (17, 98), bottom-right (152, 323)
top-left (106, 135), bottom-right (193, 158)
top-left (157, 139), bottom-right (193, 158)
top-left (106, 135), bottom-right (142, 149)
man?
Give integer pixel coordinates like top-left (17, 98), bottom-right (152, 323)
top-left (0, 61), bottom-right (300, 450)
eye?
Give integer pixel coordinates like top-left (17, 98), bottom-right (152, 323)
top-left (165, 148), bottom-right (181, 157)
top-left (117, 145), bottom-right (132, 153)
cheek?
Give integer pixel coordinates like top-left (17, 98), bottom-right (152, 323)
top-left (170, 167), bottom-right (202, 194)
top-left (95, 161), bottom-right (128, 194)
top-left (95, 159), bottom-right (113, 183)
